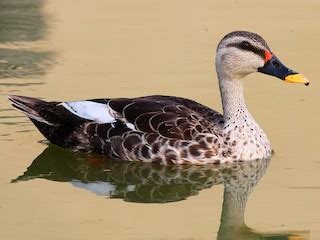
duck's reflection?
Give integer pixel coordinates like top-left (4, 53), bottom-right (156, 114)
top-left (13, 145), bottom-right (309, 239)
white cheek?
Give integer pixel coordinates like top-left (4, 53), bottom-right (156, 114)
top-left (256, 58), bottom-right (265, 69)
top-left (242, 52), bottom-right (265, 72)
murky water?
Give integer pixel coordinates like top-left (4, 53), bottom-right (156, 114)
top-left (0, 0), bottom-right (319, 239)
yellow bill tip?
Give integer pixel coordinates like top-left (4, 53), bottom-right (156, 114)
top-left (285, 74), bottom-right (310, 86)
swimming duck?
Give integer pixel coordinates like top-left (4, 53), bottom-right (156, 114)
top-left (8, 31), bottom-right (309, 164)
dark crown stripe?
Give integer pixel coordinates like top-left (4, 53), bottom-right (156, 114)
top-left (221, 31), bottom-right (270, 50)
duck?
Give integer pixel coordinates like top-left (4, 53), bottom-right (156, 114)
top-left (8, 31), bottom-right (309, 165)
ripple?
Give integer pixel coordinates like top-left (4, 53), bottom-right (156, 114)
top-left (0, 115), bottom-right (25, 119)
top-left (0, 0), bottom-right (56, 79)
top-left (0, 81), bottom-right (44, 87)
top-left (0, 121), bottom-right (28, 125)
top-left (0, 48), bottom-right (54, 79)
top-left (0, 0), bottom-right (48, 43)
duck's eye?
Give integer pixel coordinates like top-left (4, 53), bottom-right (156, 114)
top-left (240, 41), bottom-right (251, 50)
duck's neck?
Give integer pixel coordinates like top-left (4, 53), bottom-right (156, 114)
top-left (217, 76), bottom-right (272, 160)
top-left (219, 78), bottom-right (250, 120)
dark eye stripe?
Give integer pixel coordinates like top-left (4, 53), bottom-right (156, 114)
top-left (227, 42), bottom-right (265, 59)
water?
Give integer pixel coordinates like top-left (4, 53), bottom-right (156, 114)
top-left (0, 0), bottom-right (319, 239)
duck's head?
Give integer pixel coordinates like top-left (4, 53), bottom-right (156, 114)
top-left (216, 31), bottom-right (309, 86)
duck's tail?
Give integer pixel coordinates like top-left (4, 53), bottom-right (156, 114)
top-left (7, 95), bottom-right (86, 147)
top-left (8, 95), bottom-right (56, 125)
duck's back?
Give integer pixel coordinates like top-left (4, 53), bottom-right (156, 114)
top-left (9, 95), bottom-right (225, 164)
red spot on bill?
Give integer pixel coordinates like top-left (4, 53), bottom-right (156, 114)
top-left (264, 50), bottom-right (273, 63)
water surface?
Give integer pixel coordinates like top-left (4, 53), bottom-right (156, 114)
top-left (0, 0), bottom-right (319, 239)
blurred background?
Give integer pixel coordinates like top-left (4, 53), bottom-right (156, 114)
top-left (0, 0), bottom-right (319, 239)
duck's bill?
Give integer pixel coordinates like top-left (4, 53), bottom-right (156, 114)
top-left (258, 55), bottom-right (310, 86)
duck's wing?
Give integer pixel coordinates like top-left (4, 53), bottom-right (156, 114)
top-left (86, 95), bottom-right (224, 140)
top-left (8, 95), bottom-right (224, 163)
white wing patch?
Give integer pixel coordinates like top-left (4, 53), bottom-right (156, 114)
top-left (60, 101), bottom-right (116, 123)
